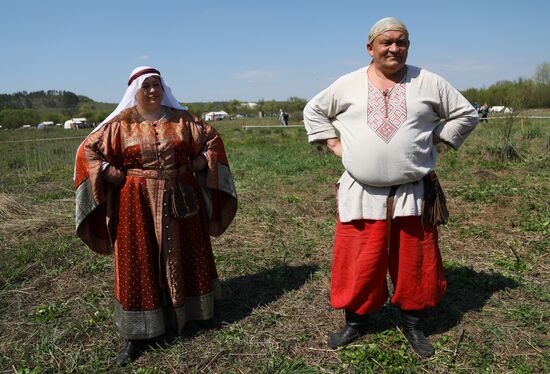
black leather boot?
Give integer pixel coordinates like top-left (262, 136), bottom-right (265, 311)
top-left (116, 340), bottom-right (146, 366)
top-left (400, 310), bottom-right (435, 358)
top-left (328, 310), bottom-right (368, 349)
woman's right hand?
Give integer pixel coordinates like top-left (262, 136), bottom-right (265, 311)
top-left (188, 154), bottom-right (208, 172)
top-left (102, 165), bottom-right (125, 186)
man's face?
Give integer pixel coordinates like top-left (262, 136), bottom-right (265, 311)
top-left (367, 30), bottom-right (409, 73)
top-left (136, 76), bottom-right (164, 110)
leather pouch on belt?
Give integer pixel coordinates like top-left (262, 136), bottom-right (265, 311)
top-left (422, 171), bottom-right (449, 227)
top-left (170, 184), bottom-right (199, 219)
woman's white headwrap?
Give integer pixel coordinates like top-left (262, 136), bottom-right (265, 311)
top-left (75, 67), bottom-right (188, 179)
top-left (368, 17), bottom-right (408, 44)
top-left (91, 66), bottom-right (187, 134)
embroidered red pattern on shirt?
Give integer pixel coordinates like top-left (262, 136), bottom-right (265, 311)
top-left (367, 81), bottom-right (407, 143)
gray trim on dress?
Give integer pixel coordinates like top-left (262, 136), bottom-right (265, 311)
top-left (75, 179), bottom-right (97, 229)
top-left (114, 279), bottom-right (222, 339)
top-left (114, 300), bottom-right (166, 340)
top-left (217, 163), bottom-right (237, 198)
top-left (173, 279), bottom-right (222, 334)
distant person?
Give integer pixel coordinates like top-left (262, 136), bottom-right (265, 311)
top-left (279, 109), bottom-right (289, 127)
top-left (479, 103), bottom-right (489, 123)
top-left (74, 66), bottom-right (238, 365)
top-left (303, 17), bottom-right (479, 357)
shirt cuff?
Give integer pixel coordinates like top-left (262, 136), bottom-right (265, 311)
top-left (307, 129), bottom-right (339, 143)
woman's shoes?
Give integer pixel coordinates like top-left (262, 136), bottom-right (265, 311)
top-left (116, 340), bottom-right (146, 366)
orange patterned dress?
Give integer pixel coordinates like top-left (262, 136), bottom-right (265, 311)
top-left (74, 106), bottom-right (237, 339)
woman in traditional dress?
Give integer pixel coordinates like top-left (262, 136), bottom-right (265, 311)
top-left (74, 66), bottom-right (238, 365)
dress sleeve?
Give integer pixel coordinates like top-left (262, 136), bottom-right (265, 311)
top-left (187, 113), bottom-right (238, 236)
top-left (74, 122), bottom-right (122, 254)
top-left (303, 84), bottom-right (342, 143)
top-left (432, 78), bottom-right (480, 150)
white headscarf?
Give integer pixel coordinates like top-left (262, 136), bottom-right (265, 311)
top-left (91, 66), bottom-right (187, 134)
top-left (368, 17), bottom-right (409, 44)
top-left (74, 67), bottom-right (188, 179)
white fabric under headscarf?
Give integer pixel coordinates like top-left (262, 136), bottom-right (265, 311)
top-left (91, 66), bottom-right (187, 134)
top-left (368, 17), bottom-right (408, 44)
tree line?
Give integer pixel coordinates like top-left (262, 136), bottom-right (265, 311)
top-left (0, 91), bottom-right (307, 129)
top-left (461, 62), bottom-right (550, 109)
top-left (0, 90), bottom-right (116, 129)
top-left (183, 97), bottom-right (307, 119)
top-left (1, 63), bottom-right (548, 130)
top-left (0, 90), bottom-right (80, 110)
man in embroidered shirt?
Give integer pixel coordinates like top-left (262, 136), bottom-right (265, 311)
top-left (303, 17), bottom-right (479, 357)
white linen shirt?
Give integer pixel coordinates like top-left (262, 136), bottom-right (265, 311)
top-left (304, 65), bottom-right (479, 222)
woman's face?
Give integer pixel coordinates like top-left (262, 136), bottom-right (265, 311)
top-left (135, 76), bottom-right (164, 111)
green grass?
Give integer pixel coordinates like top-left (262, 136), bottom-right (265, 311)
top-left (339, 329), bottom-right (419, 373)
top-left (0, 116), bottom-right (549, 373)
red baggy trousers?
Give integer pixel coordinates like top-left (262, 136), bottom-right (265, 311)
top-left (330, 216), bottom-right (447, 314)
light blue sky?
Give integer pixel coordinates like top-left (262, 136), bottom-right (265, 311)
top-left (2, 0), bottom-right (549, 103)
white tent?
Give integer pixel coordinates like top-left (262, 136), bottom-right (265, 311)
top-left (37, 121), bottom-right (54, 129)
top-left (64, 117), bottom-right (88, 129)
top-left (203, 111), bottom-right (229, 121)
top-left (489, 106), bottom-right (513, 114)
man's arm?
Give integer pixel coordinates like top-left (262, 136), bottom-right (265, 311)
top-left (303, 85), bottom-right (340, 144)
top-left (433, 78), bottom-right (480, 150)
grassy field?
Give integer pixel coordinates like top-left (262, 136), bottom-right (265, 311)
top-left (0, 114), bottom-right (548, 373)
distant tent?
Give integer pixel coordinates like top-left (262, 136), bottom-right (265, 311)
top-left (37, 121), bottom-right (54, 129)
top-left (489, 106), bottom-right (513, 114)
top-left (64, 117), bottom-right (88, 129)
top-left (203, 111), bottom-right (229, 121)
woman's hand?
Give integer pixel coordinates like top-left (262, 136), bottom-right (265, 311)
top-left (188, 155), bottom-right (208, 172)
top-left (102, 165), bottom-right (125, 186)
